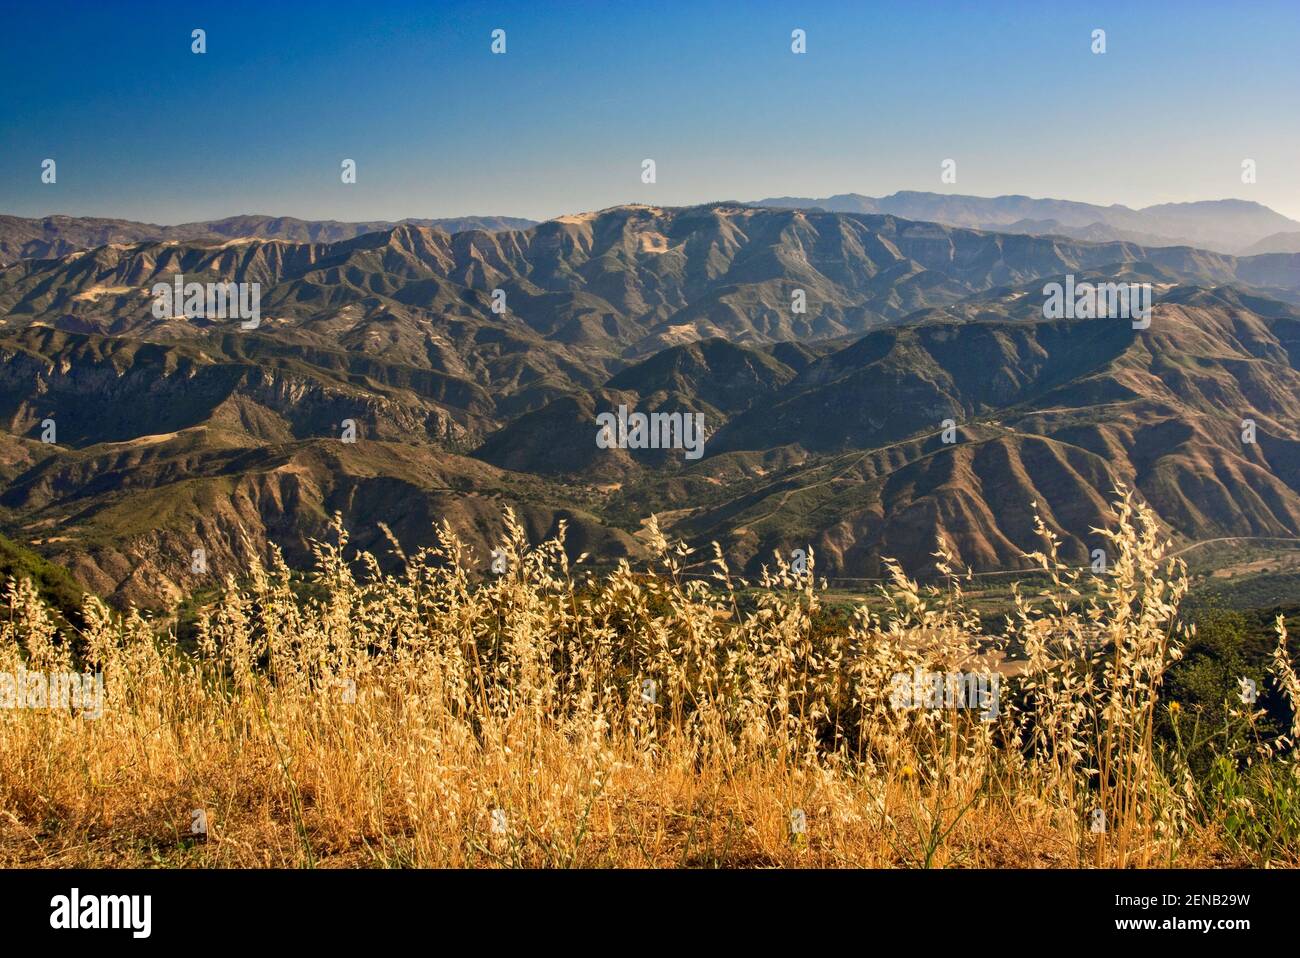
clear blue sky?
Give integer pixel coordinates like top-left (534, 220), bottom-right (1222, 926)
top-left (1, 0), bottom-right (1297, 223)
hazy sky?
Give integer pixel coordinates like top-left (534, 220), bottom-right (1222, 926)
top-left (2, 0), bottom-right (1298, 223)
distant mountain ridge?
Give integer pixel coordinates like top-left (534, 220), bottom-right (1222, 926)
top-left (751, 191), bottom-right (1300, 255)
top-left (0, 213), bottom-right (537, 266)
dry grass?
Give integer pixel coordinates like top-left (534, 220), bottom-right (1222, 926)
top-left (1, 491), bottom-right (1296, 868)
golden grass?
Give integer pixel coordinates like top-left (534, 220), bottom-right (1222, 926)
top-left (1, 491), bottom-right (1295, 868)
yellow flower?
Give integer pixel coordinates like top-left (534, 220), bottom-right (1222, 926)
top-left (900, 764), bottom-right (917, 780)
top-left (1169, 702), bottom-right (1181, 715)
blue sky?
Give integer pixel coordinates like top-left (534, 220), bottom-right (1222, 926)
top-left (1, 0), bottom-right (1297, 223)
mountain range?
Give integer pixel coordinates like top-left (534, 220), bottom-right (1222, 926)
top-left (11, 190), bottom-right (1300, 268)
top-left (752, 192), bottom-right (1300, 255)
top-left (0, 213), bottom-right (537, 267)
top-left (1, 202), bottom-right (1298, 606)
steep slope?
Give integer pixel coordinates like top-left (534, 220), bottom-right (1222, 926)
top-left (1, 428), bottom-right (638, 607)
top-left (605, 338), bottom-right (796, 413)
top-left (682, 294), bottom-right (1300, 576)
top-left (0, 326), bottom-right (494, 449)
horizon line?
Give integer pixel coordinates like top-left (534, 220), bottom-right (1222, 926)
top-left (6, 190), bottom-right (1296, 230)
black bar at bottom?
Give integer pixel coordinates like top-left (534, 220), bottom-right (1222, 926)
top-left (0, 868), bottom-right (1284, 943)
